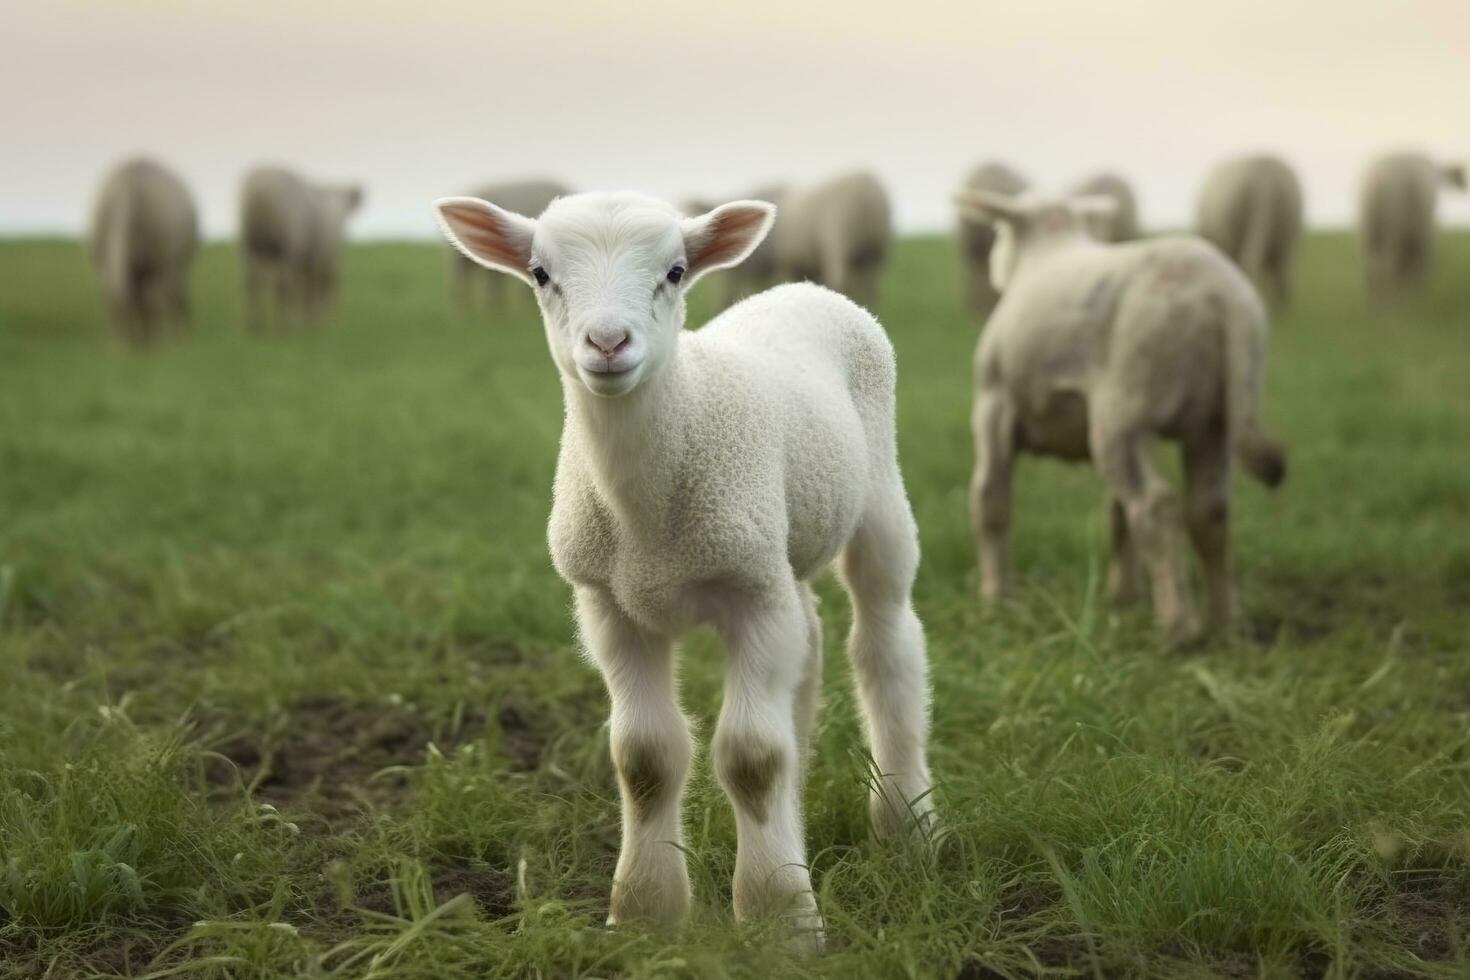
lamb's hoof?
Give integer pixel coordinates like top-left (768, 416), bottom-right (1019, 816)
top-left (606, 882), bottom-right (690, 929)
top-left (870, 787), bottom-right (938, 845)
top-left (786, 912), bottom-right (827, 957)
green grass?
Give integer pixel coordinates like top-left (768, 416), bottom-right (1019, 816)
top-left (1, 231), bottom-right (1469, 978)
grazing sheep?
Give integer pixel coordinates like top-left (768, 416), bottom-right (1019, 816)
top-left (1070, 171), bottom-right (1139, 243)
top-left (955, 189), bottom-right (1286, 646)
top-left (957, 161), bottom-right (1029, 314)
top-left (240, 166), bottom-right (363, 329)
top-left (1359, 152), bottom-right (1467, 306)
top-left (684, 184), bottom-right (788, 309)
top-left (435, 190), bottom-right (934, 946)
top-left (451, 179), bottom-right (569, 314)
top-left (1195, 155), bottom-right (1303, 308)
top-left (87, 158), bottom-right (199, 345)
top-left (775, 172), bottom-right (891, 309)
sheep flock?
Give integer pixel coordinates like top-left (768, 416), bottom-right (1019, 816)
top-left (76, 147), bottom-right (1468, 946)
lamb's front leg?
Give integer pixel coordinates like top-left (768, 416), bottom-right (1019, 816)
top-left (713, 579), bottom-right (823, 950)
top-left (576, 587), bottom-right (693, 926)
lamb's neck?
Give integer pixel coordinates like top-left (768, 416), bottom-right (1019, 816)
top-left (562, 358), bottom-right (692, 521)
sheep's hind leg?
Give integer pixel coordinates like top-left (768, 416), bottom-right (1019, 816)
top-left (839, 482), bottom-right (935, 839)
top-left (1106, 496), bottom-right (1140, 606)
top-left (713, 578), bottom-right (823, 951)
top-left (1093, 424), bottom-right (1200, 647)
top-left (970, 391), bottom-right (1016, 605)
top-left (1183, 426), bottom-right (1234, 633)
top-left (165, 271), bottom-right (190, 334)
top-left (576, 587), bottom-right (693, 927)
top-left (245, 257), bottom-right (271, 332)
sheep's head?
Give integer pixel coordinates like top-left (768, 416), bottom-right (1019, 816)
top-left (320, 184), bottom-right (364, 237)
top-left (436, 192), bottom-right (774, 398)
top-left (954, 190), bottom-right (1118, 292)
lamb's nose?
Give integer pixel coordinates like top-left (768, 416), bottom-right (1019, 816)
top-left (585, 328), bottom-right (630, 356)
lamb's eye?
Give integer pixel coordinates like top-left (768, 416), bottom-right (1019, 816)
top-left (666, 265), bottom-right (685, 285)
top-left (532, 266), bottom-right (550, 287)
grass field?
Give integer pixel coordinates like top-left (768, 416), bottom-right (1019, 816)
top-left (2, 231), bottom-right (1469, 979)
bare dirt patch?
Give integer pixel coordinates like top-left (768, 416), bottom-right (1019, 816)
top-left (196, 693), bottom-right (554, 821)
top-left (1380, 873), bottom-right (1470, 969)
top-left (1246, 568), bottom-right (1421, 648)
top-left (353, 864), bottom-right (517, 921)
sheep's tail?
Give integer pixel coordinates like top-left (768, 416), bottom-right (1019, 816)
top-left (1222, 300), bottom-right (1286, 488)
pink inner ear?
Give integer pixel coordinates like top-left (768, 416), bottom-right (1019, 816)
top-left (442, 203), bottom-right (524, 268)
top-left (692, 207), bottom-right (767, 269)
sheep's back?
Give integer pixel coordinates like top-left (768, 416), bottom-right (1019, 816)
top-left (90, 160), bottom-right (198, 272)
top-left (1360, 155), bottom-right (1438, 245)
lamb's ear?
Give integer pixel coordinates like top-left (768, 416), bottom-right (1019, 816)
top-left (345, 185), bottom-right (365, 212)
top-left (1442, 163), bottom-right (1467, 191)
top-left (435, 197), bottom-right (537, 284)
top-left (680, 200), bottom-right (776, 285)
top-left (1068, 194), bottom-right (1119, 220)
top-left (955, 188), bottom-right (1023, 225)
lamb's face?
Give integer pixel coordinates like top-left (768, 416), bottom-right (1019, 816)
top-left (435, 191), bottom-right (775, 399)
top-left (531, 197), bottom-right (690, 397)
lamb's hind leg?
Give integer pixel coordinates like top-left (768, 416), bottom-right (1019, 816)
top-left (576, 587), bottom-right (692, 927)
top-left (839, 481), bottom-right (935, 838)
top-left (713, 578), bottom-right (823, 949)
top-left (793, 582), bottom-right (823, 776)
top-left (1093, 423), bottom-right (1200, 646)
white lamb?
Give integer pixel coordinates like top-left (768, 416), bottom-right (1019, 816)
top-left (434, 190), bottom-right (934, 946)
top-left (955, 189), bottom-right (1286, 646)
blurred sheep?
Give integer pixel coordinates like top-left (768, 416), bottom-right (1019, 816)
top-left (956, 189), bottom-right (1286, 647)
top-left (87, 158), bottom-right (199, 345)
top-left (684, 183), bottom-right (787, 309)
top-left (1195, 155), bottom-right (1303, 309)
top-left (957, 161), bottom-right (1029, 314)
top-left (451, 179), bottom-right (569, 314)
top-left (774, 172), bottom-right (891, 309)
top-left (240, 166), bottom-right (363, 329)
top-left (1359, 152), bottom-right (1467, 306)
top-left (1070, 171), bottom-right (1139, 242)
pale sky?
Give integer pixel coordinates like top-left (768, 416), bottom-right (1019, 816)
top-left (3, 0), bottom-right (1468, 237)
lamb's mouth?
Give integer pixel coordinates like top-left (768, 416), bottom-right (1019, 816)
top-left (576, 350), bottom-right (644, 378)
top-left (582, 361), bottom-right (637, 376)
top-left (577, 359), bottom-right (644, 395)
